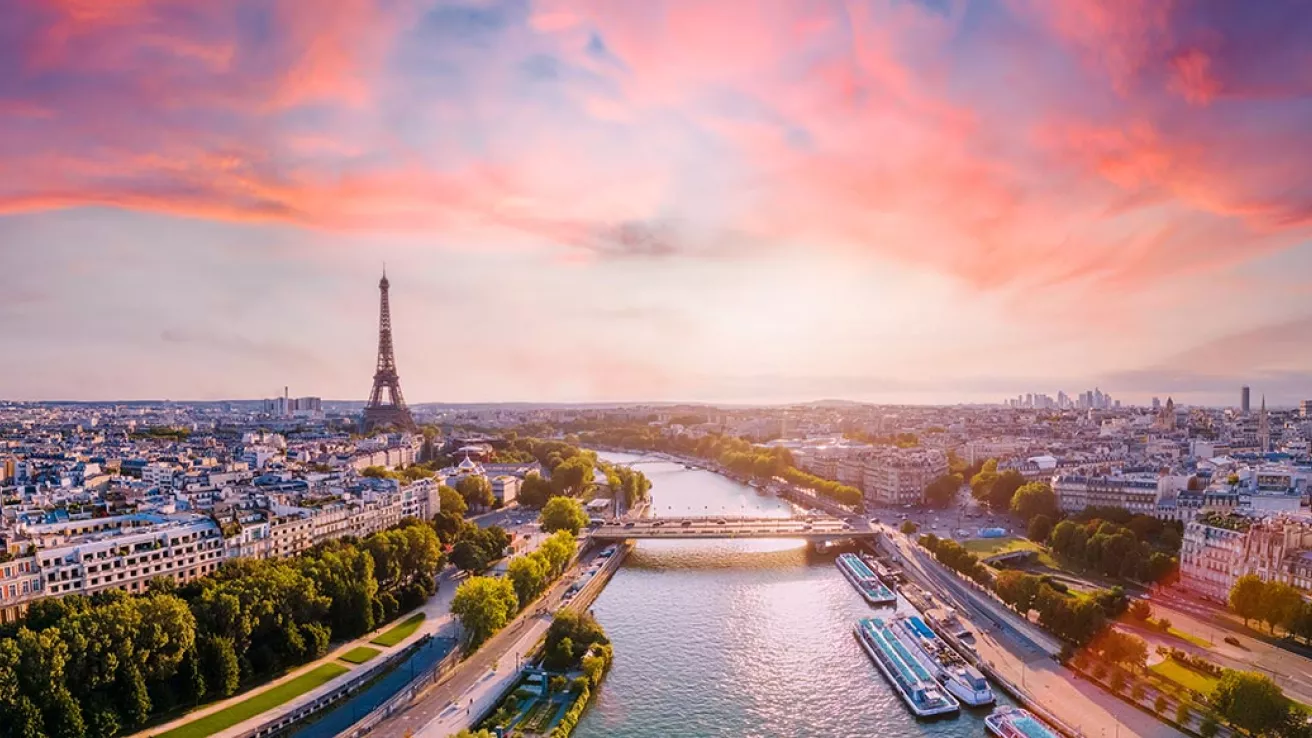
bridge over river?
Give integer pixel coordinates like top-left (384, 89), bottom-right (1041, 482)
top-left (590, 515), bottom-right (879, 541)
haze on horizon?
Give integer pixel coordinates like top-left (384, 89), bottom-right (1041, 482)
top-left (3, 1), bottom-right (1311, 407)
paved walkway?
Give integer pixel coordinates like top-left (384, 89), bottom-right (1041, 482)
top-left (364, 546), bottom-right (606, 738)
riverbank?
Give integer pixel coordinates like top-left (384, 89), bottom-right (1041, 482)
top-left (468, 545), bottom-right (629, 736)
top-left (879, 527), bottom-right (1187, 738)
top-left (356, 535), bottom-right (621, 738)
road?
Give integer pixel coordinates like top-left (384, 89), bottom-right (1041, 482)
top-left (1117, 588), bottom-right (1312, 705)
top-left (879, 526), bottom-right (1187, 738)
top-left (364, 545), bottom-right (606, 738)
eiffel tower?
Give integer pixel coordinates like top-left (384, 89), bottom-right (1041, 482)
top-left (362, 269), bottom-right (416, 432)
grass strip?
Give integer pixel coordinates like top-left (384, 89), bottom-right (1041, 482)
top-left (338, 646), bottom-right (382, 664)
top-left (155, 663), bottom-right (350, 738)
top-left (370, 612), bottom-right (426, 647)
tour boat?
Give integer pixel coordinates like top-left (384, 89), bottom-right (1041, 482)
top-left (835, 553), bottom-right (897, 606)
top-left (886, 614), bottom-right (994, 706)
top-left (855, 618), bottom-right (961, 718)
top-left (985, 706), bottom-right (1061, 738)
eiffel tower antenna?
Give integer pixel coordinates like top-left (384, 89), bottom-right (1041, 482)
top-left (362, 269), bottom-right (416, 432)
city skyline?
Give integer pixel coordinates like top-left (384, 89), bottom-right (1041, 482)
top-left (3, 1), bottom-right (1312, 405)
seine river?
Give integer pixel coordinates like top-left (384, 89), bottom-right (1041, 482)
top-left (574, 451), bottom-right (1012, 738)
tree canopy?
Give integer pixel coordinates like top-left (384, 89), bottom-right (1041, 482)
top-left (1229, 574), bottom-right (1267, 627)
top-left (450, 577), bottom-right (519, 649)
top-left (550, 455), bottom-right (596, 497)
top-left (923, 473), bottom-right (962, 509)
top-left (1010, 481), bottom-right (1057, 522)
top-left (0, 519), bottom-right (445, 738)
top-left (456, 475), bottom-right (495, 510)
top-left (1212, 670), bottom-right (1290, 736)
top-left (540, 497), bottom-right (589, 536)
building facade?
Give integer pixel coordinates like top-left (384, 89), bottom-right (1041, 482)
top-left (1179, 515), bottom-right (1312, 601)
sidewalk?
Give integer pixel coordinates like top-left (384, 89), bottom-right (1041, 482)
top-left (884, 530), bottom-right (1185, 738)
top-left (365, 544), bottom-right (612, 738)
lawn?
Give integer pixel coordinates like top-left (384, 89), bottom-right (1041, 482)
top-left (155, 663), bottom-right (350, 738)
top-left (338, 646), bottom-right (382, 664)
top-left (962, 536), bottom-right (1039, 556)
top-left (370, 612), bottom-right (426, 647)
top-left (1150, 659), bottom-right (1220, 695)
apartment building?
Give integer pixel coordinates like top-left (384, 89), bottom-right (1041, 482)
top-left (0, 554), bottom-right (43, 623)
top-left (1052, 474), bottom-right (1167, 516)
top-left (1179, 514), bottom-right (1312, 601)
top-left (36, 516), bottom-right (226, 598)
top-left (861, 448), bottom-right (948, 505)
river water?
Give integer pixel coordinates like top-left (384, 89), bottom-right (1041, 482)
top-left (574, 451), bottom-right (1012, 738)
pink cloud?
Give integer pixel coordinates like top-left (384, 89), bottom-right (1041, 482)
top-left (2, 0), bottom-right (1310, 300)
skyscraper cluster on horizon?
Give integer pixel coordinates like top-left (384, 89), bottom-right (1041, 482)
top-left (1005, 388), bottom-right (1116, 410)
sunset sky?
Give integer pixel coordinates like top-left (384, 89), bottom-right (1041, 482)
top-left (3, 0), bottom-right (1311, 405)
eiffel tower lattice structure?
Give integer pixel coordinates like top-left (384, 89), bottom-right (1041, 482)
top-left (363, 270), bottom-right (417, 432)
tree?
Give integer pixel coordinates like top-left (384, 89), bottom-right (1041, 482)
top-left (1049, 519), bottom-right (1079, 551)
top-left (551, 455), bottom-right (596, 497)
top-left (900, 520), bottom-right (919, 535)
top-left (970, 459), bottom-right (999, 501)
top-left (924, 474), bottom-right (962, 509)
top-left (1212, 670), bottom-right (1289, 736)
top-left (994, 571), bottom-right (1041, 613)
top-left (1230, 574), bottom-right (1266, 626)
top-left (1154, 695), bottom-right (1168, 714)
top-left (1260, 582), bottom-right (1303, 634)
top-left (518, 473), bottom-right (554, 508)
top-left (540, 496), bottom-right (589, 536)
top-left (1011, 482), bottom-right (1057, 522)
top-left (1027, 514), bottom-right (1053, 543)
top-left (117, 662), bottom-right (151, 727)
top-left (987, 470), bottom-right (1026, 511)
top-left (537, 531), bottom-right (576, 577)
top-left (545, 636), bottom-right (575, 671)
top-left (1175, 702), bottom-right (1192, 726)
top-left (450, 540), bottom-right (492, 573)
top-left (1128, 599), bottom-right (1152, 621)
top-left (1199, 715), bottom-right (1219, 738)
top-left (201, 635), bottom-right (240, 698)
top-left (456, 475), bottom-right (495, 510)
top-left (507, 554), bottom-right (549, 606)
top-left (439, 485), bottom-right (468, 518)
top-left (450, 576), bottom-right (518, 649)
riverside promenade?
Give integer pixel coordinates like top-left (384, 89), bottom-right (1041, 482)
top-left (363, 541), bottom-right (625, 738)
top-left (880, 528), bottom-right (1186, 738)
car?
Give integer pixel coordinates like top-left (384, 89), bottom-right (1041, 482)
top-left (652, 520), bottom-right (666, 527)
top-left (1224, 636), bottom-right (1242, 647)
top-left (842, 523), bottom-right (853, 530)
top-left (680, 520), bottom-right (693, 527)
top-left (623, 522), bottom-right (636, 529)
top-left (716, 518), bottom-right (727, 525)
top-left (870, 517), bottom-right (881, 524)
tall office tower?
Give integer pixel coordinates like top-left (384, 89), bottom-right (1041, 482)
top-left (1241, 386), bottom-right (1251, 414)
